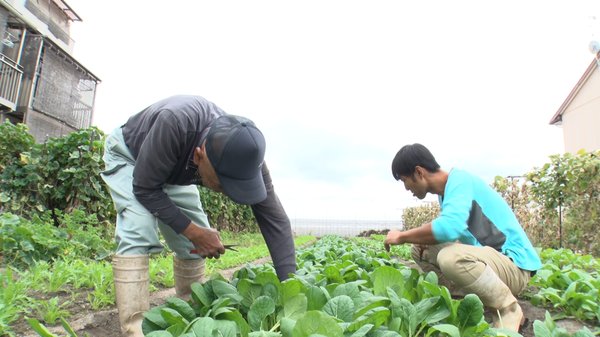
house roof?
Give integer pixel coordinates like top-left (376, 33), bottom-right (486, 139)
top-left (44, 37), bottom-right (101, 82)
top-left (51, 0), bottom-right (82, 22)
top-left (550, 51), bottom-right (599, 125)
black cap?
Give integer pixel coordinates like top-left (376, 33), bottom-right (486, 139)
top-left (205, 115), bottom-right (267, 204)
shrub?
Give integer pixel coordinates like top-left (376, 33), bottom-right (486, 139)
top-left (0, 211), bottom-right (115, 268)
top-left (1, 121), bottom-right (259, 234)
top-left (527, 150), bottom-right (600, 255)
top-left (401, 202), bottom-right (440, 230)
top-left (492, 176), bottom-right (560, 249)
top-left (199, 187), bottom-right (258, 232)
top-left (0, 121), bottom-right (34, 166)
top-left (0, 122), bottom-right (114, 224)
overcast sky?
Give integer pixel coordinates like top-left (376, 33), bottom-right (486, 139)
top-left (68, 1), bottom-right (599, 221)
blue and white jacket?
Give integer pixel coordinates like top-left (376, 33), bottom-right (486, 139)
top-left (431, 168), bottom-right (541, 272)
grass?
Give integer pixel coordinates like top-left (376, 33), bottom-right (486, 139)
top-left (13, 232), bottom-right (600, 337)
top-left (352, 234), bottom-right (413, 260)
top-left (149, 254), bottom-right (175, 289)
top-left (205, 233), bottom-right (315, 274)
top-left (0, 268), bottom-right (31, 337)
top-left (2, 231), bottom-right (316, 336)
top-left (32, 296), bottom-right (71, 325)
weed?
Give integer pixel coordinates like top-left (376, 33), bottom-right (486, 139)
top-left (149, 254), bottom-right (174, 288)
top-left (46, 260), bottom-right (73, 293)
top-left (21, 260), bottom-right (50, 292)
top-left (68, 259), bottom-right (92, 289)
top-left (87, 262), bottom-right (114, 310)
top-left (33, 296), bottom-right (71, 324)
top-left (0, 268), bottom-right (32, 336)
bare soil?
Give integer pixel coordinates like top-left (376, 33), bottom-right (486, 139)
top-left (15, 257), bottom-right (271, 337)
top-left (13, 256), bottom-right (595, 337)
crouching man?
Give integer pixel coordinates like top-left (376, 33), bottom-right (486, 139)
top-left (384, 143), bottom-right (540, 332)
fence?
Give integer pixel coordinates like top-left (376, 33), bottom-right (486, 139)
top-left (291, 218), bottom-right (402, 237)
top-left (0, 54), bottom-right (22, 109)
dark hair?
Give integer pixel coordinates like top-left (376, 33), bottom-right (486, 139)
top-left (391, 143), bottom-right (440, 180)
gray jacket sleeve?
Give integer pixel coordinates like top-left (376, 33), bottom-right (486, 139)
top-left (251, 163), bottom-right (297, 281)
top-left (132, 111), bottom-right (191, 233)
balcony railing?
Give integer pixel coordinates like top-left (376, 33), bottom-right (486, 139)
top-left (0, 54), bottom-right (23, 110)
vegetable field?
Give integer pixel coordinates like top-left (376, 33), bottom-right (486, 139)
top-left (12, 234), bottom-right (599, 337)
top-left (135, 236), bottom-right (599, 337)
top-left (1, 124), bottom-right (599, 337)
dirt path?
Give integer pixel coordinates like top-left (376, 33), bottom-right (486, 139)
top-left (17, 257), bottom-right (272, 337)
top-left (16, 256), bottom-right (594, 337)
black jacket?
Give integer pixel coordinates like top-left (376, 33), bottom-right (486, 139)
top-left (121, 95), bottom-right (296, 279)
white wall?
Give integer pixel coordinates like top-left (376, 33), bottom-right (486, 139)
top-left (561, 62), bottom-right (600, 153)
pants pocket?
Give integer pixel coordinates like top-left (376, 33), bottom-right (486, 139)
top-left (101, 163), bottom-right (127, 176)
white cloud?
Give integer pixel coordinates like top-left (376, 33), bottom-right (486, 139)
top-left (69, 0), bottom-right (599, 221)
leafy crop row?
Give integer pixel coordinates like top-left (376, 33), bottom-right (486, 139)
top-left (141, 236), bottom-right (519, 337)
top-left (0, 231), bottom-right (313, 337)
top-left (21, 236), bottom-right (600, 337)
top-left (529, 249), bottom-right (600, 323)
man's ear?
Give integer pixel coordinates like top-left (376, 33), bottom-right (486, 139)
top-left (415, 166), bottom-right (426, 179)
top-left (193, 145), bottom-right (204, 164)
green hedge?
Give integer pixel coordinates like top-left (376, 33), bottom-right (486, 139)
top-left (0, 121), bottom-right (257, 233)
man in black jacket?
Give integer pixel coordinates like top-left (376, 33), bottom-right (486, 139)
top-left (101, 95), bottom-right (296, 337)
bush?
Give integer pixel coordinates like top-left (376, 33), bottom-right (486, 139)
top-left (0, 122), bottom-right (114, 224)
top-left (0, 121), bottom-right (34, 166)
top-left (401, 202), bottom-right (439, 230)
top-left (199, 187), bottom-right (258, 232)
top-left (36, 127), bottom-right (112, 222)
top-left (0, 121), bottom-right (259, 234)
top-left (527, 150), bottom-right (600, 255)
top-left (0, 210), bottom-right (115, 268)
top-left (492, 176), bottom-right (560, 249)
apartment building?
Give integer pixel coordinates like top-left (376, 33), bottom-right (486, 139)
top-left (0, 0), bottom-right (99, 142)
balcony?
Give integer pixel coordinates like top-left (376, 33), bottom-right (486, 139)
top-left (0, 53), bottom-right (23, 111)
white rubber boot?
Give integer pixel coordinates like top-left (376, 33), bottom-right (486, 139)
top-left (112, 255), bottom-right (149, 337)
top-left (462, 265), bottom-right (524, 332)
top-left (173, 257), bottom-right (205, 299)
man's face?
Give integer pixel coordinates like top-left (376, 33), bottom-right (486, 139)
top-left (398, 167), bottom-right (428, 199)
top-left (193, 144), bottom-right (223, 193)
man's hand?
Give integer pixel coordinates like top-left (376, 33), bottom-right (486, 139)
top-left (182, 223), bottom-right (225, 259)
top-left (384, 229), bottom-right (404, 252)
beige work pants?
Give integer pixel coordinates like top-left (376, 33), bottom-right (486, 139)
top-left (412, 243), bottom-right (531, 296)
